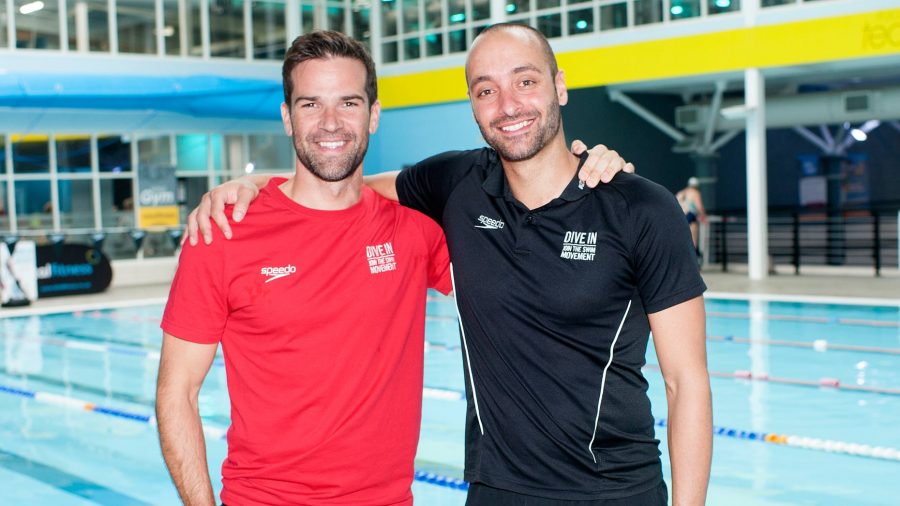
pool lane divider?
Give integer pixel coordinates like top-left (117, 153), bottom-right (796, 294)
top-left (709, 335), bottom-right (900, 355)
top-left (0, 383), bottom-right (467, 492)
top-left (655, 418), bottom-right (900, 462)
top-left (641, 363), bottom-right (900, 396)
top-left (4, 382), bottom-right (899, 464)
top-left (707, 311), bottom-right (899, 328)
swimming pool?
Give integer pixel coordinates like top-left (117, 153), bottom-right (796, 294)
top-left (0, 293), bottom-right (897, 505)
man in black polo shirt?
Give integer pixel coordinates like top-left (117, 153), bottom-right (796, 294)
top-left (189, 24), bottom-right (710, 506)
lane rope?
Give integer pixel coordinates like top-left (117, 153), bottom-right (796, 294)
top-left (708, 334), bottom-right (900, 355)
top-left (3, 383), bottom-right (898, 463)
top-left (641, 363), bottom-right (900, 396)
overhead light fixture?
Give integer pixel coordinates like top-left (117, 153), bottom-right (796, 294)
top-left (575, 20), bottom-right (588, 30)
top-left (670, 5), bottom-right (684, 16)
top-left (449, 13), bottom-right (465, 23)
top-left (715, 0), bottom-right (731, 7)
top-left (506, 4), bottom-right (516, 13)
top-left (244, 162), bottom-right (255, 174)
top-left (850, 128), bottom-right (867, 142)
top-left (19, 1), bottom-right (45, 14)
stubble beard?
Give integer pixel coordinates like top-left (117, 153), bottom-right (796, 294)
top-left (292, 132), bottom-right (368, 183)
top-left (478, 96), bottom-right (562, 162)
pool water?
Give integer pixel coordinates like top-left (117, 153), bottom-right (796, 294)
top-left (1, 294), bottom-right (898, 505)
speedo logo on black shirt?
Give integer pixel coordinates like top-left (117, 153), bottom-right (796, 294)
top-left (560, 231), bottom-right (597, 261)
top-left (475, 215), bottom-right (505, 229)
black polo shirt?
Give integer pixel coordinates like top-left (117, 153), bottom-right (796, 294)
top-left (397, 148), bottom-right (706, 500)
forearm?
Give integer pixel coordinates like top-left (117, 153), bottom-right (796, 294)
top-left (666, 375), bottom-right (712, 506)
top-left (156, 392), bottom-right (216, 506)
top-left (363, 170), bottom-right (400, 202)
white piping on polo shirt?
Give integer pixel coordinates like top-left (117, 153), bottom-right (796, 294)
top-left (588, 299), bottom-right (632, 464)
top-left (450, 263), bottom-right (485, 435)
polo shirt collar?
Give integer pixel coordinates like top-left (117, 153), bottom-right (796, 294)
top-left (481, 150), bottom-right (591, 204)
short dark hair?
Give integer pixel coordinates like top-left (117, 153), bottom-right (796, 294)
top-left (473, 23), bottom-right (559, 78)
top-left (282, 30), bottom-right (378, 106)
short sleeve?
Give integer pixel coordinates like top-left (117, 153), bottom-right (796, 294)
top-left (423, 219), bottom-right (452, 295)
top-left (161, 235), bottom-right (228, 344)
top-left (628, 181), bottom-right (706, 314)
top-left (395, 150), bottom-right (478, 223)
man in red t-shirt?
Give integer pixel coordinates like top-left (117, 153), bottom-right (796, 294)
top-left (156, 31), bottom-right (451, 506)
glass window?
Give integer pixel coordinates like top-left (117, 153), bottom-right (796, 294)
top-left (352, 6), bottom-right (371, 49)
top-left (472, 0), bottom-right (490, 21)
top-left (403, 37), bottom-right (420, 60)
top-left (252, 1), bottom-right (286, 60)
top-left (14, 180), bottom-right (52, 230)
top-left (382, 41), bottom-right (399, 63)
top-left (0, 182), bottom-right (9, 230)
top-left (424, 0), bottom-right (442, 29)
top-left (709, 0), bottom-right (740, 14)
top-left (176, 135), bottom-right (210, 173)
top-left (0, 1), bottom-right (7, 49)
top-left (634, 0), bottom-right (662, 26)
top-left (12, 136), bottom-right (49, 174)
top-left (402, 0), bottom-right (419, 34)
top-left (66, 0), bottom-right (110, 52)
top-left (1, 136), bottom-right (6, 174)
top-left (568, 8), bottom-right (593, 35)
top-left (139, 136), bottom-right (172, 168)
top-left (98, 136), bottom-right (132, 174)
top-left (188, 0), bottom-right (203, 56)
top-left (118, 0), bottom-right (156, 54)
top-left (448, 0), bottom-right (465, 25)
top-left (178, 176), bottom-right (209, 223)
top-left (210, 0), bottom-right (245, 58)
top-left (505, 0), bottom-right (530, 16)
top-left (762, 0), bottom-right (795, 6)
top-left (300, 1), bottom-right (315, 34)
top-left (327, 4), bottom-right (346, 33)
top-left (57, 180), bottom-right (94, 229)
top-left (537, 0), bottom-right (560, 10)
top-left (15, 0), bottom-right (61, 49)
top-left (600, 2), bottom-right (628, 31)
top-left (449, 29), bottom-right (466, 53)
top-left (247, 135), bottom-right (292, 172)
top-left (163, 0), bottom-right (182, 55)
top-left (670, 0), bottom-right (701, 20)
top-left (382, 0), bottom-right (398, 37)
top-left (99, 178), bottom-right (134, 228)
top-left (537, 14), bottom-right (562, 39)
top-left (425, 32), bottom-right (443, 57)
top-left (56, 136), bottom-right (92, 174)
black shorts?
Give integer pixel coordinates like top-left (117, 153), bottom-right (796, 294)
top-left (464, 481), bottom-right (668, 506)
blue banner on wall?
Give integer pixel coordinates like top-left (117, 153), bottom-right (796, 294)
top-left (35, 244), bottom-right (112, 297)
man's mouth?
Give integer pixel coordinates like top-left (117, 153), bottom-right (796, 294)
top-left (498, 119), bottom-right (534, 133)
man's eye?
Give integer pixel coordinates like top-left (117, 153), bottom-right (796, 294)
top-left (344, 101), bottom-right (358, 107)
top-left (477, 89), bottom-right (494, 97)
top-left (521, 79), bottom-right (535, 87)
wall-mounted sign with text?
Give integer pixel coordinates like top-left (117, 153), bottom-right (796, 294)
top-left (137, 165), bottom-right (179, 228)
top-left (36, 244), bottom-right (112, 298)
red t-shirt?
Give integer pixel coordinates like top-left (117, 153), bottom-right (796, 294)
top-left (161, 178), bottom-right (452, 506)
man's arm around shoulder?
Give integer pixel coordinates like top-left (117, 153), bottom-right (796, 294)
top-left (648, 296), bottom-right (712, 506)
top-left (156, 333), bottom-right (219, 506)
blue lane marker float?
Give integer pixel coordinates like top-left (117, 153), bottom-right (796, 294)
top-left (0, 383), bottom-right (470, 491)
top-left (413, 471), bottom-right (469, 491)
top-left (5, 381), bottom-right (898, 465)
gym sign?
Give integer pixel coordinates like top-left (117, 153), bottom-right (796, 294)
top-left (137, 165), bottom-right (179, 228)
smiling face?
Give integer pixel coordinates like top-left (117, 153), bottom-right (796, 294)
top-left (465, 27), bottom-right (567, 162)
top-left (280, 56), bottom-right (380, 182)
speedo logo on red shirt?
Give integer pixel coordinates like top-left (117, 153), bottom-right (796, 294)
top-left (260, 264), bottom-right (297, 283)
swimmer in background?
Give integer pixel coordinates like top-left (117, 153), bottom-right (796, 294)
top-left (677, 176), bottom-right (707, 256)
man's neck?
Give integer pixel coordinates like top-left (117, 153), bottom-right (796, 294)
top-left (502, 134), bottom-right (580, 210)
top-left (280, 165), bottom-right (364, 210)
